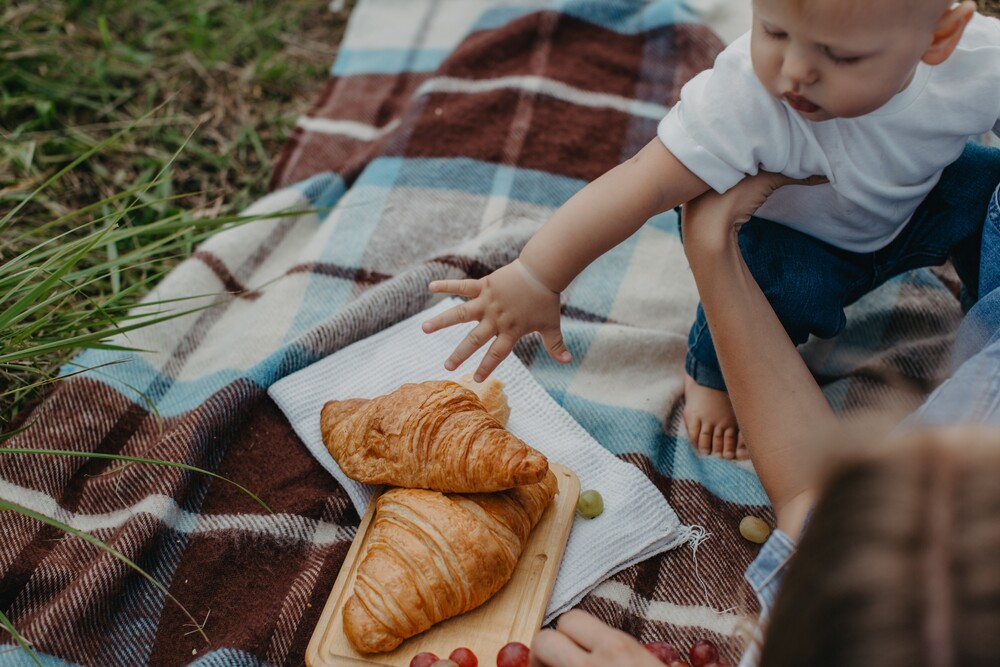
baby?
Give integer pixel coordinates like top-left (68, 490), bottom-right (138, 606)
top-left (422, 0), bottom-right (1000, 459)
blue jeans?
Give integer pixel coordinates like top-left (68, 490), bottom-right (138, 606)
top-left (910, 182), bottom-right (1000, 426)
top-left (686, 142), bottom-right (1000, 390)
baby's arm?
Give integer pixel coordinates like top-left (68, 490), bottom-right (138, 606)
top-left (519, 138), bottom-right (709, 292)
top-left (424, 138), bottom-right (709, 381)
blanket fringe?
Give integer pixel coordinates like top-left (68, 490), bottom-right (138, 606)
top-left (678, 524), bottom-right (736, 615)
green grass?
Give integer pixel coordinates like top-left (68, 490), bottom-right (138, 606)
top-left (1, 0), bottom-right (353, 425)
top-left (1, 3), bottom-right (353, 657)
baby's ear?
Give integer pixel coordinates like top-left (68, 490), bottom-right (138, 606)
top-left (921, 0), bottom-right (976, 66)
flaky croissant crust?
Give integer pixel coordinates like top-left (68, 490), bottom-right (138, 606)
top-left (321, 381), bottom-right (547, 492)
top-left (343, 470), bottom-right (558, 653)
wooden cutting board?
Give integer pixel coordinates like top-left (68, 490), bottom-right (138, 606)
top-left (306, 463), bottom-right (580, 667)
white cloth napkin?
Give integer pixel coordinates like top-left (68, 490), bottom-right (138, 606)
top-left (268, 298), bottom-right (689, 621)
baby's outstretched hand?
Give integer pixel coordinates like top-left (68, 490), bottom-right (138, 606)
top-left (423, 259), bottom-right (571, 382)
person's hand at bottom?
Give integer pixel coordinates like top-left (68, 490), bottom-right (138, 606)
top-left (530, 610), bottom-right (667, 667)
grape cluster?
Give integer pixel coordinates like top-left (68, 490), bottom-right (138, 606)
top-left (409, 646), bottom-right (477, 667)
top-left (409, 642), bottom-right (530, 667)
top-left (643, 637), bottom-right (731, 666)
top-left (409, 637), bottom-right (729, 667)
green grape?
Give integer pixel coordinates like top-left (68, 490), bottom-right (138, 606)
top-left (576, 489), bottom-right (604, 519)
top-left (739, 515), bottom-right (771, 544)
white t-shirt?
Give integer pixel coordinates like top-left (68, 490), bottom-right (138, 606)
top-left (658, 13), bottom-right (1000, 252)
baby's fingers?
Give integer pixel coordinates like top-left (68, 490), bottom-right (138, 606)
top-left (428, 278), bottom-right (482, 298)
top-left (541, 328), bottom-right (572, 363)
top-left (444, 321), bottom-right (496, 372)
top-left (473, 334), bottom-right (515, 382)
top-left (422, 300), bottom-right (480, 334)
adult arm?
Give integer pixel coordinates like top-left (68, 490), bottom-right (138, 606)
top-left (681, 172), bottom-right (834, 538)
top-left (424, 138), bottom-right (709, 381)
top-left (526, 176), bottom-right (829, 667)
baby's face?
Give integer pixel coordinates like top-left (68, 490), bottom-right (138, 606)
top-left (750, 0), bottom-right (942, 120)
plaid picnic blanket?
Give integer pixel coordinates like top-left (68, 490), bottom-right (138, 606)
top-left (1, 1), bottom-right (964, 665)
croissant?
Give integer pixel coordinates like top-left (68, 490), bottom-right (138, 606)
top-left (320, 380), bottom-right (547, 492)
top-left (344, 470), bottom-right (558, 653)
top-left (456, 374), bottom-right (511, 426)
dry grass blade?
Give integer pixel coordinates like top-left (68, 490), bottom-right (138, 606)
top-left (0, 609), bottom-right (41, 666)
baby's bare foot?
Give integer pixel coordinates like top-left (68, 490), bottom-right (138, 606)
top-left (683, 373), bottom-right (741, 460)
top-left (735, 432), bottom-right (749, 460)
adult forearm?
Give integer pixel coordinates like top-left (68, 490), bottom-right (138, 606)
top-left (687, 234), bottom-right (832, 533)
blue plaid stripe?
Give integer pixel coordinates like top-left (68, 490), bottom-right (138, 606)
top-left (332, 0), bottom-right (702, 77)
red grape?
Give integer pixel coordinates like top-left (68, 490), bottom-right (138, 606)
top-left (449, 647), bottom-right (478, 667)
top-left (410, 652), bottom-right (439, 667)
top-left (688, 639), bottom-right (720, 667)
top-left (643, 641), bottom-right (680, 664)
top-left (669, 663), bottom-right (692, 667)
top-left (430, 661), bottom-right (458, 667)
top-left (496, 641), bottom-right (530, 667)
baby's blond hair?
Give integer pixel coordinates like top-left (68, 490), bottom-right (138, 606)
top-left (783, 0), bottom-right (953, 29)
